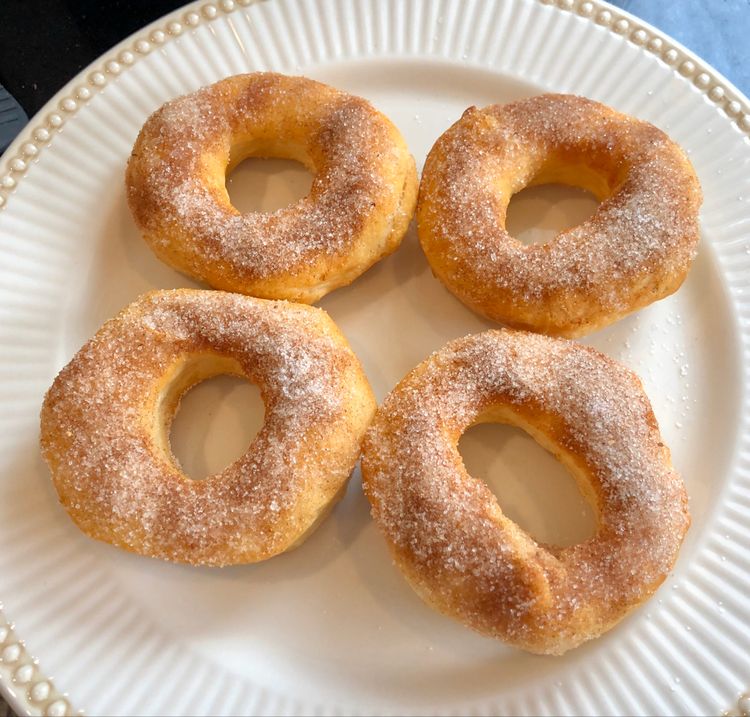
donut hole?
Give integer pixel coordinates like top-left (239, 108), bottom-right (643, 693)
top-left (225, 149), bottom-right (314, 214)
top-left (505, 184), bottom-right (599, 246)
top-left (458, 422), bottom-right (596, 547)
top-left (162, 356), bottom-right (266, 481)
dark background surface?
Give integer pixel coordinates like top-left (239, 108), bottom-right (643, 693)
top-left (0, 0), bottom-right (185, 117)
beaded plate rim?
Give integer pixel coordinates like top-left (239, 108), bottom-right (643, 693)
top-left (0, 0), bottom-right (749, 715)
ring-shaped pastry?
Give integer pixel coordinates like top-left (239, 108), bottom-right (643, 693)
top-left (417, 94), bottom-right (702, 337)
top-left (126, 72), bottom-right (418, 303)
top-left (41, 290), bottom-right (376, 566)
top-left (361, 330), bottom-right (689, 654)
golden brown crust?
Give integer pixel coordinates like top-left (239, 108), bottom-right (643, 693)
top-left (40, 289), bottom-right (377, 566)
top-left (417, 94), bottom-right (702, 337)
top-left (361, 330), bottom-right (689, 654)
top-left (126, 73), bottom-right (418, 304)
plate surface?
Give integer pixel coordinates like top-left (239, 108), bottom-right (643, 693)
top-left (1, 0), bottom-right (750, 715)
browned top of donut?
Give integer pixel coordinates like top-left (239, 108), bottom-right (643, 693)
top-left (418, 94), bottom-right (702, 311)
top-left (362, 330), bottom-right (689, 651)
top-left (126, 73), bottom-right (408, 279)
top-left (41, 290), bottom-right (374, 565)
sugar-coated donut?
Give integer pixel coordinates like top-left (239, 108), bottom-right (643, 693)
top-left (126, 73), bottom-right (417, 304)
top-left (361, 330), bottom-right (689, 655)
top-left (417, 94), bottom-right (702, 337)
top-left (40, 290), bottom-right (376, 566)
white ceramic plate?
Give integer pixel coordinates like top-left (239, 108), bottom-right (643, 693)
top-left (1, 0), bottom-right (750, 715)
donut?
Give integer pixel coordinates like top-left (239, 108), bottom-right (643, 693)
top-left (126, 73), bottom-right (418, 304)
top-left (361, 330), bottom-right (689, 655)
top-left (40, 289), bottom-right (376, 566)
top-left (417, 94), bottom-right (702, 337)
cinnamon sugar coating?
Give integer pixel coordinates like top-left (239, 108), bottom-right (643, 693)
top-left (361, 330), bottom-right (689, 654)
top-left (40, 290), bottom-right (377, 566)
top-left (126, 73), bottom-right (417, 303)
top-left (417, 94), bottom-right (702, 337)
